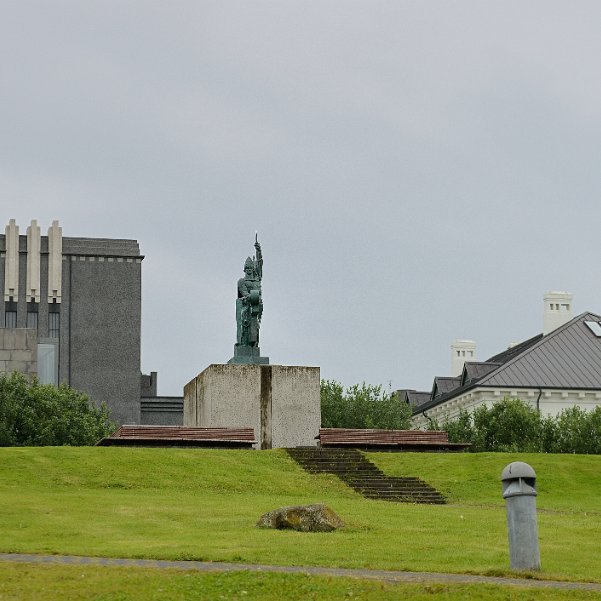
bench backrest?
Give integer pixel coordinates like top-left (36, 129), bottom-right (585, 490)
top-left (318, 428), bottom-right (450, 445)
top-left (110, 426), bottom-right (256, 442)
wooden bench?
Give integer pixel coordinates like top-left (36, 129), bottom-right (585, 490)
top-left (97, 426), bottom-right (256, 449)
top-left (317, 428), bottom-right (470, 451)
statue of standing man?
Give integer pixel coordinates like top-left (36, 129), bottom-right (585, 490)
top-left (228, 234), bottom-right (269, 365)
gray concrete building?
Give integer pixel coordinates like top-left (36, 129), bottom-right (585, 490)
top-left (0, 219), bottom-right (143, 424)
top-left (140, 371), bottom-right (184, 425)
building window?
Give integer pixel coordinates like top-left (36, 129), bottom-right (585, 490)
top-left (27, 302), bottom-right (39, 328)
top-left (27, 311), bottom-right (38, 329)
top-left (38, 342), bottom-right (58, 385)
top-left (49, 312), bottom-right (60, 338)
top-left (585, 321), bottom-right (601, 337)
top-left (4, 311), bottom-right (17, 328)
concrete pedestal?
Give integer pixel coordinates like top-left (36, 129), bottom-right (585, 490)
top-left (227, 344), bottom-right (269, 365)
top-left (183, 364), bottom-right (320, 449)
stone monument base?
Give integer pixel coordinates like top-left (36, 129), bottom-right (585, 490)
top-left (183, 364), bottom-right (320, 449)
top-left (227, 344), bottom-right (269, 365)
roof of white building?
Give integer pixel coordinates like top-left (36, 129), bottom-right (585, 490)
top-left (413, 311), bottom-right (601, 415)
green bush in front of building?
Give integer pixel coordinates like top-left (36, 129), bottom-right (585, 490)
top-left (0, 372), bottom-right (114, 446)
top-left (442, 397), bottom-right (601, 454)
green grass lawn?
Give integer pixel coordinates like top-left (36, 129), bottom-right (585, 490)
top-left (3, 562), bottom-right (601, 601)
top-left (366, 451), bottom-right (601, 511)
top-left (1, 447), bottom-right (600, 584)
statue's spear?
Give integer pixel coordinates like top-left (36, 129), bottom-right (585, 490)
top-left (254, 231), bottom-right (263, 282)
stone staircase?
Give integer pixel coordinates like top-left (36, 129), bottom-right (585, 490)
top-left (287, 447), bottom-right (446, 504)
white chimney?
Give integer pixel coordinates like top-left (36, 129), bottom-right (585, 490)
top-left (451, 339), bottom-right (476, 377)
top-left (543, 291), bottom-right (573, 335)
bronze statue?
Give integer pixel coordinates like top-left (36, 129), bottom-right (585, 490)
top-left (236, 235), bottom-right (263, 347)
top-left (228, 235), bottom-right (269, 364)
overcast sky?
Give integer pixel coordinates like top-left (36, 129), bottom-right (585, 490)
top-left (2, 2), bottom-right (601, 396)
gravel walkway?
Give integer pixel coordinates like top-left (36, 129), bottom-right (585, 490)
top-left (2, 553), bottom-right (601, 592)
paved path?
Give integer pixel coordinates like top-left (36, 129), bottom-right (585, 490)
top-left (2, 553), bottom-right (601, 592)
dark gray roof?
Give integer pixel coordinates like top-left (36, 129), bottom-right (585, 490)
top-left (479, 312), bottom-right (601, 389)
top-left (414, 311), bottom-right (601, 415)
top-left (432, 377), bottom-right (461, 398)
top-left (461, 361), bottom-right (502, 386)
top-left (485, 334), bottom-right (543, 364)
top-left (399, 390), bottom-right (431, 407)
top-left (407, 390), bottom-right (431, 407)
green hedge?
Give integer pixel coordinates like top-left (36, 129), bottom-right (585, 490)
top-left (441, 398), bottom-right (601, 453)
top-left (0, 372), bottom-right (115, 446)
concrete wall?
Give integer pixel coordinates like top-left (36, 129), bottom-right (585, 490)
top-left (141, 372), bottom-right (157, 397)
top-left (270, 365), bottom-right (321, 448)
top-left (184, 364), bottom-right (321, 449)
top-left (140, 397), bottom-right (183, 425)
top-left (64, 256), bottom-right (142, 424)
top-left (185, 364), bottom-right (263, 444)
top-left (0, 328), bottom-right (38, 378)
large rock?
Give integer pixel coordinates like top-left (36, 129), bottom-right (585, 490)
top-left (257, 503), bottom-right (344, 532)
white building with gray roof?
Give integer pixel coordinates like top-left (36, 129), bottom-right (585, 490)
top-left (410, 293), bottom-right (601, 428)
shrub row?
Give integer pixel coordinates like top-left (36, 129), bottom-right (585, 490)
top-left (438, 398), bottom-right (601, 454)
top-left (0, 372), bottom-right (115, 446)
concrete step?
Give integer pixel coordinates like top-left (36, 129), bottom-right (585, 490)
top-left (294, 464), bottom-right (382, 473)
top-left (349, 483), bottom-right (442, 493)
top-left (286, 448), bottom-right (446, 505)
top-left (345, 481), bottom-right (438, 489)
top-left (355, 487), bottom-right (442, 496)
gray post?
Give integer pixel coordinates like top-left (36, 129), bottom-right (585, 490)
top-left (501, 462), bottom-right (541, 571)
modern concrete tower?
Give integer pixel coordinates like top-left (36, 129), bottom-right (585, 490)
top-left (451, 339), bottom-right (476, 377)
top-left (543, 291), bottom-right (573, 335)
top-left (0, 218), bottom-right (143, 424)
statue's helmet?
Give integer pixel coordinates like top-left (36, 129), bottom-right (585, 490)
top-left (244, 257), bottom-right (254, 272)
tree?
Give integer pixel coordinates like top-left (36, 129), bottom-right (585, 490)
top-left (0, 372), bottom-right (115, 446)
top-left (443, 409), bottom-right (474, 445)
top-left (320, 379), bottom-right (412, 429)
top-left (471, 398), bottom-right (542, 452)
top-left (320, 380), bottom-right (345, 428)
top-left (550, 406), bottom-right (601, 454)
top-left (443, 398), bottom-right (543, 451)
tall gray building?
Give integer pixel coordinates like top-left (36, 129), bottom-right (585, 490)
top-left (0, 219), bottom-right (143, 424)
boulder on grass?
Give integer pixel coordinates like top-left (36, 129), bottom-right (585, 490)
top-left (257, 503), bottom-right (344, 532)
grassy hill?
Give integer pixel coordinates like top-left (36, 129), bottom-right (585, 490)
top-left (367, 451), bottom-right (601, 511)
top-left (1, 447), bottom-right (600, 584)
